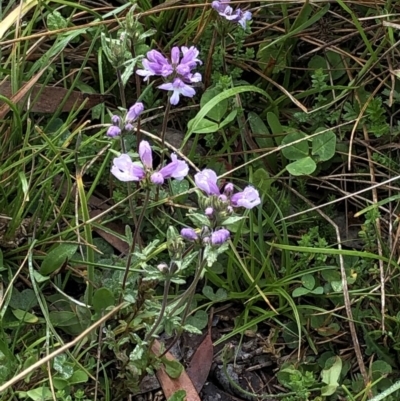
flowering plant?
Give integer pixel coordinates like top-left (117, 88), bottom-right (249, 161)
top-left (136, 46), bottom-right (202, 105)
top-left (111, 140), bottom-right (189, 184)
top-left (211, 0), bottom-right (252, 29)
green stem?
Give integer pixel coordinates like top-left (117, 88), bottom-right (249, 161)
top-left (159, 96), bottom-right (172, 164)
top-left (116, 68), bottom-right (127, 109)
top-left (119, 189), bottom-right (150, 300)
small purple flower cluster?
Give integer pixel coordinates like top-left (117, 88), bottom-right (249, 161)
top-left (211, 0), bottom-right (252, 29)
top-left (111, 140), bottom-right (189, 184)
top-left (106, 102), bottom-right (144, 138)
top-left (180, 168), bottom-right (261, 246)
top-left (195, 169), bottom-right (261, 209)
top-left (136, 46), bottom-right (202, 105)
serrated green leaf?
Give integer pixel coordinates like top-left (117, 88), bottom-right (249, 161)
top-left (286, 157), bottom-right (316, 176)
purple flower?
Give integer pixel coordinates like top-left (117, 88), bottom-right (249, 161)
top-left (111, 115), bottom-right (121, 125)
top-left (224, 183), bottom-right (234, 196)
top-left (211, 0), bottom-right (252, 28)
top-left (137, 46), bottom-right (202, 105)
top-left (126, 102), bottom-right (144, 122)
top-left (139, 140), bottom-right (153, 169)
top-left (136, 50), bottom-right (174, 81)
top-left (238, 11), bottom-right (252, 29)
top-left (151, 153), bottom-right (189, 184)
top-left (181, 227), bottom-right (198, 241)
top-left (106, 125), bottom-right (122, 138)
top-left (231, 186), bottom-right (261, 209)
top-left (111, 154), bottom-right (145, 182)
top-left (211, 228), bottom-right (230, 245)
top-left (125, 123), bottom-right (134, 132)
top-left (158, 78), bottom-right (196, 105)
top-left (194, 169), bottom-right (221, 196)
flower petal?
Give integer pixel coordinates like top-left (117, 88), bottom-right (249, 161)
top-left (139, 140), bottom-right (153, 169)
top-left (194, 169), bottom-right (220, 195)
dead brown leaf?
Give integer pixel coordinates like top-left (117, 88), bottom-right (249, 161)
top-left (0, 79), bottom-right (109, 115)
top-left (152, 340), bottom-right (201, 401)
top-left (186, 329), bottom-right (214, 393)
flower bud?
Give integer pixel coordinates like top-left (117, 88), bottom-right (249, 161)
top-left (157, 263), bottom-right (169, 273)
top-left (224, 183), bottom-right (234, 196)
top-left (181, 227), bottom-right (198, 241)
top-left (126, 102), bottom-right (144, 122)
top-left (111, 115), bottom-right (121, 125)
top-left (205, 207), bottom-right (214, 217)
top-left (211, 228), bottom-right (230, 245)
top-left (106, 125), bottom-right (122, 138)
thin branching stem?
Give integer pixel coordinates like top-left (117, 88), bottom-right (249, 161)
top-left (120, 188), bottom-right (151, 297)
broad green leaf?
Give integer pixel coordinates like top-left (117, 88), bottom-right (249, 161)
top-left (189, 117), bottom-right (219, 134)
top-left (372, 360), bottom-right (392, 376)
top-left (312, 128), bottom-right (336, 161)
top-left (26, 387), bottom-right (53, 401)
top-left (182, 324), bottom-right (202, 334)
top-left (203, 285), bottom-right (216, 301)
top-left (200, 87), bottom-right (228, 122)
top-left (308, 55), bottom-right (326, 72)
top-left (188, 86), bottom-right (273, 136)
top-left (70, 369), bottom-right (89, 384)
top-left (170, 179), bottom-right (189, 196)
top-left (253, 168), bottom-right (272, 195)
top-left (321, 356), bottom-right (342, 396)
top-left (292, 287), bottom-right (310, 297)
top-left (221, 216), bottom-right (247, 226)
top-left (53, 355), bottom-right (73, 379)
top-left (310, 286), bottom-right (324, 295)
top-left (326, 51), bottom-right (346, 80)
top-left (163, 358), bottom-right (183, 379)
top-left (331, 280), bottom-right (342, 292)
top-left (9, 288), bottom-right (38, 310)
top-left (40, 243), bottom-right (78, 276)
top-left (167, 390), bottom-right (186, 401)
top-left (248, 112), bottom-right (277, 172)
top-left (301, 274), bottom-right (315, 290)
top-left (186, 310), bottom-right (208, 330)
top-left (218, 109), bottom-right (237, 129)
top-left (12, 309), bottom-right (39, 323)
top-left (49, 311), bottom-right (78, 327)
top-left (281, 131), bottom-right (309, 160)
top-left (93, 288), bottom-right (115, 313)
top-left (286, 157), bottom-right (316, 176)
top-left (187, 212), bottom-right (211, 228)
top-left (267, 112), bottom-right (284, 145)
